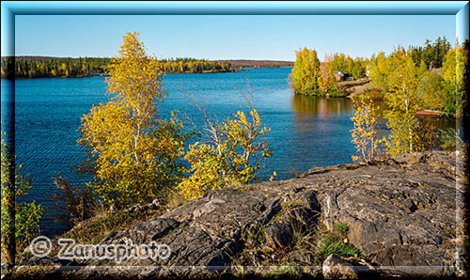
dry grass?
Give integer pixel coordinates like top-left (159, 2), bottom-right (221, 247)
top-left (165, 189), bottom-right (188, 211)
top-left (339, 79), bottom-right (376, 97)
top-left (60, 208), bottom-right (162, 244)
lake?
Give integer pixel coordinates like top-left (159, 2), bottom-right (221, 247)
top-left (0, 67), bottom-right (458, 236)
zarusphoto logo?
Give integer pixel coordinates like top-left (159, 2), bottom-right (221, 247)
top-left (30, 236), bottom-right (171, 264)
top-left (29, 236), bottom-right (52, 257)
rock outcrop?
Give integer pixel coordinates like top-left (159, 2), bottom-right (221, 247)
top-left (12, 151), bottom-right (468, 279)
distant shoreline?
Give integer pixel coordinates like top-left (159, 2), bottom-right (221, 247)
top-left (1, 56), bottom-right (294, 79)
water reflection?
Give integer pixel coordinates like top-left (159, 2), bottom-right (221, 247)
top-left (418, 116), bottom-right (459, 131)
top-left (290, 94), bottom-right (461, 167)
top-left (289, 95), bottom-right (357, 173)
top-left (293, 94), bottom-right (459, 132)
top-left (291, 95), bottom-right (354, 120)
top-left (369, 99), bottom-right (459, 131)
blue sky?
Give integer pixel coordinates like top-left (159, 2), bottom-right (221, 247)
top-left (15, 14), bottom-right (456, 61)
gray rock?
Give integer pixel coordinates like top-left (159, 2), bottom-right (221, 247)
top-left (125, 203), bottom-right (143, 213)
top-left (18, 151), bottom-right (465, 279)
top-left (151, 198), bottom-right (161, 209)
top-left (264, 223), bottom-right (293, 248)
top-left (296, 189), bottom-right (321, 211)
top-left (286, 250), bottom-right (315, 265)
top-left (322, 254), bottom-right (359, 279)
top-left (283, 207), bottom-right (316, 233)
top-left (99, 217), bottom-right (180, 246)
top-left (192, 198), bottom-right (226, 218)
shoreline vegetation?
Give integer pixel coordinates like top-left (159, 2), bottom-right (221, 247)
top-left (289, 37), bottom-right (468, 118)
top-left (0, 56), bottom-right (294, 79)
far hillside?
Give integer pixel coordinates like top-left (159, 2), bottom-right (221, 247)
top-left (217, 60), bottom-right (294, 69)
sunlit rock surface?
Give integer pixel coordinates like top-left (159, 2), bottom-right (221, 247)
top-left (14, 151), bottom-right (467, 279)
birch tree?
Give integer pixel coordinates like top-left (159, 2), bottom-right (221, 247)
top-left (78, 32), bottom-right (189, 207)
top-left (383, 47), bottom-right (427, 156)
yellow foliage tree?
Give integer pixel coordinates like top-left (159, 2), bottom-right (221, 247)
top-left (442, 46), bottom-right (467, 87)
top-left (350, 95), bottom-right (384, 162)
top-left (177, 107), bottom-right (272, 200)
top-left (78, 32), bottom-right (189, 207)
top-left (368, 52), bottom-right (392, 92)
top-left (442, 46), bottom-right (468, 116)
top-left (289, 47), bottom-right (321, 94)
top-left (318, 55), bottom-right (337, 93)
top-left (416, 71), bottom-right (447, 111)
top-left (383, 46), bottom-right (430, 156)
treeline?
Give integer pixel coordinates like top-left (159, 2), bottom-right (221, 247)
top-left (408, 36), bottom-right (451, 69)
top-left (290, 37), bottom-right (469, 117)
top-left (331, 53), bottom-right (368, 79)
top-left (288, 48), bottom-right (368, 97)
top-left (159, 58), bottom-right (234, 73)
top-left (1, 57), bottom-right (110, 79)
top-left (0, 56), bottom-right (236, 79)
top-left (369, 37), bottom-right (468, 116)
top-left (218, 60), bottom-right (294, 69)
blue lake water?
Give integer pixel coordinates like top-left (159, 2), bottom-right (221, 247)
top-left (0, 67), bottom-right (457, 236)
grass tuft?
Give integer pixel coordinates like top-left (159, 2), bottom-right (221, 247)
top-left (333, 221), bottom-right (349, 237)
top-left (319, 236), bottom-right (360, 258)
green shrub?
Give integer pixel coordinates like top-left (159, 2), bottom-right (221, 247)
top-left (437, 128), bottom-right (467, 152)
top-left (319, 236), bottom-right (360, 258)
top-left (416, 71), bottom-right (446, 111)
top-left (1, 133), bottom-right (43, 261)
top-left (14, 202), bottom-right (43, 245)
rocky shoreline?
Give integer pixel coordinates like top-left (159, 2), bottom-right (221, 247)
top-left (4, 151), bottom-right (468, 279)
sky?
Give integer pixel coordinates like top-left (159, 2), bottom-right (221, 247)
top-left (14, 14), bottom-right (456, 61)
